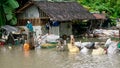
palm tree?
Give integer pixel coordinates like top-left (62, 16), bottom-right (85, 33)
top-left (0, 0), bottom-right (19, 27)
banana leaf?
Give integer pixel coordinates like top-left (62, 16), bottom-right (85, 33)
top-left (0, 0), bottom-right (19, 26)
top-left (7, 0), bottom-right (19, 9)
top-left (3, 5), bottom-right (13, 20)
top-left (0, 7), bottom-right (6, 26)
top-left (6, 14), bottom-right (13, 21)
top-left (10, 17), bottom-right (17, 25)
top-left (3, 5), bottom-right (13, 13)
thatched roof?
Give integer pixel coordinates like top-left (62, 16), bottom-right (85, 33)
top-left (16, 1), bottom-right (95, 21)
top-left (34, 1), bottom-right (95, 21)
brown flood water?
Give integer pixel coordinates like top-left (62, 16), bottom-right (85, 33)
top-left (0, 38), bottom-right (120, 68)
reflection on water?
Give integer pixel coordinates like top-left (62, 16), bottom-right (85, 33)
top-left (0, 45), bottom-right (120, 68)
top-left (24, 51), bottom-right (30, 57)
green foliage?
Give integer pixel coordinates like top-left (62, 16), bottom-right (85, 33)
top-left (48, 0), bottom-right (77, 2)
top-left (0, 7), bottom-right (6, 26)
top-left (0, 0), bottom-right (19, 26)
top-left (77, 0), bottom-right (120, 25)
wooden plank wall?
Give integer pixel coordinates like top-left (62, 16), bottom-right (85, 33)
top-left (17, 18), bottom-right (42, 26)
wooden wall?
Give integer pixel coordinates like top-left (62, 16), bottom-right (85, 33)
top-left (17, 18), bottom-right (49, 26)
top-left (17, 18), bottom-right (40, 26)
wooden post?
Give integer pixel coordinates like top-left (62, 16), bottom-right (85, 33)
top-left (99, 20), bottom-right (103, 29)
top-left (89, 20), bottom-right (92, 31)
top-left (28, 32), bottom-right (35, 50)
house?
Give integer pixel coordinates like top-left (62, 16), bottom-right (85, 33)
top-left (92, 13), bottom-right (107, 29)
top-left (16, 1), bottom-right (95, 37)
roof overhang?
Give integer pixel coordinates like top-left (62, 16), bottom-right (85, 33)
top-left (16, 1), bottom-right (33, 13)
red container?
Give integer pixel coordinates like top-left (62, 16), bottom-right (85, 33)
top-left (0, 41), bottom-right (5, 46)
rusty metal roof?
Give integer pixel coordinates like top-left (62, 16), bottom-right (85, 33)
top-left (93, 13), bottom-right (106, 19)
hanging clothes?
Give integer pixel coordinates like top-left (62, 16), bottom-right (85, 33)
top-left (52, 21), bottom-right (60, 26)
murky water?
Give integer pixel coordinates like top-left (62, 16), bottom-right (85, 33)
top-left (0, 45), bottom-right (120, 68)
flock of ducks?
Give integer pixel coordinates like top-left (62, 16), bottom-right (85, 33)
top-left (67, 35), bottom-right (120, 55)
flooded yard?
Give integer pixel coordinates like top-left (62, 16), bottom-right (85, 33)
top-left (0, 44), bottom-right (120, 68)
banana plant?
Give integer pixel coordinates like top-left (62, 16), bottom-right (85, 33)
top-left (0, 0), bottom-right (19, 27)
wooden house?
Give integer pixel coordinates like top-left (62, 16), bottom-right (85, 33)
top-left (16, 1), bottom-right (95, 37)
